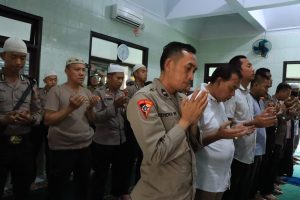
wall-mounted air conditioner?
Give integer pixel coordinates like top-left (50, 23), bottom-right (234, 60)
top-left (111, 4), bottom-right (144, 28)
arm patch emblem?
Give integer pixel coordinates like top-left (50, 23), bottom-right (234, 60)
top-left (137, 99), bottom-right (154, 119)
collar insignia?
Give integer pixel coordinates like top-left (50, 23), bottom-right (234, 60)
top-left (161, 89), bottom-right (168, 97)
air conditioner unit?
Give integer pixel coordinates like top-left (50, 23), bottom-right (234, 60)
top-left (111, 4), bottom-right (143, 28)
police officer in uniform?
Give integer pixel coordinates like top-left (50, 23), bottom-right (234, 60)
top-left (126, 64), bottom-right (147, 99)
top-left (39, 71), bottom-right (58, 108)
top-left (127, 42), bottom-right (208, 200)
top-left (0, 37), bottom-right (42, 200)
top-left (92, 64), bottom-right (131, 200)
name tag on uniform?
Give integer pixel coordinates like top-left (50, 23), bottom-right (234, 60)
top-left (104, 97), bottom-right (113, 101)
top-left (158, 112), bottom-right (177, 117)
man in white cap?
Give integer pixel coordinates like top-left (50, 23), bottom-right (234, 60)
top-left (91, 64), bottom-right (131, 200)
top-left (0, 37), bottom-right (42, 200)
top-left (44, 56), bottom-right (99, 200)
top-left (127, 64), bottom-right (147, 98)
top-left (40, 71), bottom-right (58, 108)
top-left (124, 64), bottom-right (147, 184)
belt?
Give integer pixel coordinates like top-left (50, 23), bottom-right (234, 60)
top-left (0, 134), bottom-right (29, 145)
top-left (9, 135), bottom-right (23, 144)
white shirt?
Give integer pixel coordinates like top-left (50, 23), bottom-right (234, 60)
top-left (224, 85), bottom-right (256, 164)
top-left (195, 84), bottom-right (234, 192)
top-left (251, 95), bottom-right (266, 156)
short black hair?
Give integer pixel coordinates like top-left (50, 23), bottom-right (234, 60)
top-left (256, 68), bottom-right (271, 79)
top-left (229, 55), bottom-right (247, 70)
top-left (160, 42), bottom-right (196, 71)
top-left (209, 64), bottom-right (242, 84)
top-left (276, 82), bottom-right (292, 93)
top-left (250, 73), bottom-right (268, 87)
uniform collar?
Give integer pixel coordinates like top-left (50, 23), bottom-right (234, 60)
top-left (104, 84), bottom-right (117, 92)
top-left (201, 83), bottom-right (218, 103)
top-left (134, 81), bottom-right (143, 90)
top-left (250, 92), bottom-right (261, 103)
top-left (153, 78), bottom-right (183, 103)
top-left (239, 84), bottom-right (250, 93)
top-left (0, 72), bottom-right (26, 82)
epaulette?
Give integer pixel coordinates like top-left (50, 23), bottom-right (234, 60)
top-left (21, 74), bottom-right (37, 84)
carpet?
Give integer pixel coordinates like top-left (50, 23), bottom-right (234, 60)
top-left (283, 176), bottom-right (300, 186)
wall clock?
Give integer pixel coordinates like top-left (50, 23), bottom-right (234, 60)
top-left (117, 44), bottom-right (129, 62)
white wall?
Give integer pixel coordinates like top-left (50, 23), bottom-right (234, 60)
top-left (0, 0), bottom-right (200, 87)
top-left (2, 0), bottom-right (300, 93)
top-left (197, 29), bottom-right (300, 94)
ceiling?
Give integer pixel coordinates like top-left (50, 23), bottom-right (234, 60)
top-left (124, 0), bottom-right (300, 40)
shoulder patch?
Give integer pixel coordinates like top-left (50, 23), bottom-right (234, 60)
top-left (137, 99), bottom-right (154, 119)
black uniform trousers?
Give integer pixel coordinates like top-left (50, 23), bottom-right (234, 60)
top-left (47, 147), bottom-right (91, 200)
top-left (91, 142), bottom-right (132, 200)
top-left (124, 119), bottom-right (143, 184)
top-left (279, 120), bottom-right (295, 177)
top-left (0, 134), bottom-right (34, 200)
top-left (258, 126), bottom-right (276, 195)
top-left (30, 122), bottom-right (49, 182)
top-left (249, 155), bottom-right (263, 198)
top-left (222, 159), bottom-right (252, 200)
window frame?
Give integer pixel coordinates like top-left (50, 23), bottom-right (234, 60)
top-left (204, 63), bottom-right (228, 83)
top-left (283, 61), bottom-right (300, 83)
top-left (0, 5), bottom-right (43, 84)
top-left (88, 31), bottom-right (148, 84)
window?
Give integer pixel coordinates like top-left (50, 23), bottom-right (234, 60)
top-left (204, 63), bottom-right (228, 83)
top-left (91, 37), bottom-right (118, 60)
top-left (283, 61), bottom-right (300, 88)
top-left (0, 16), bottom-right (31, 40)
top-left (89, 31), bottom-right (148, 89)
top-left (0, 5), bottom-right (42, 83)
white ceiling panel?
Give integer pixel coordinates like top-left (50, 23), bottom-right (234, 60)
top-left (123, 0), bottom-right (300, 40)
top-left (259, 4), bottom-right (300, 30)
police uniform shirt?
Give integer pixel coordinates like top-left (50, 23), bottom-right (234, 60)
top-left (0, 73), bottom-right (42, 136)
top-left (39, 88), bottom-right (48, 108)
top-left (88, 85), bottom-right (98, 93)
top-left (270, 95), bottom-right (288, 146)
top-left (127, 78), bottom-right (196, 200)
top-left (224, 85), bottom-right (256, 164)
top-left (126, 81), bottom-right (143, 99)
top-left (92, 85), bottom-right (126, 145)
top-left (195, 83), bottom-right (234, 193)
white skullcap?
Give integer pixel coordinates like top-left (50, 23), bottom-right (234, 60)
top-left (66, 57), bottom-right (85, 66)
top-left (290, 83), bottom-right (299, 89)
top-left (44, 70), bottom-right (57, 79)
top-left (133, 64), bottom-right (145, 73)
top-left (108, 64), bottom-right (124, 74)
top-left (3, 37), bottom-right (27, 54)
